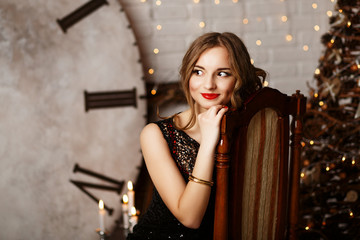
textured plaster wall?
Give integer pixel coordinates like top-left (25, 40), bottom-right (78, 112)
top-left (0, 0), bottom-right (145, 239)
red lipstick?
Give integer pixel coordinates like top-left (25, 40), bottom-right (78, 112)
top-left (201, 93), bottom-right (220, 100)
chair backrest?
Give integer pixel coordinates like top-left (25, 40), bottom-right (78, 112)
top-left (213, 87), bottom-right (306, 240)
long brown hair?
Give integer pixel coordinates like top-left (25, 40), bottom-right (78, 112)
top-left (179, 32), bottom-right (266, 130)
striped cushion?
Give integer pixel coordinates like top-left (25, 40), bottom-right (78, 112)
top-left (241, 108), bottom-right (280, 240)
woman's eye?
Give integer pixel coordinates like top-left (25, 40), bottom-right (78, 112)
top-left (193, 69), bottom-right (203, 76)
top-left (219, 71), bottom-right (230, 77)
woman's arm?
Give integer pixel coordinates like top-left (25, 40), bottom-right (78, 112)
top-left (140, 105), bottom-right (227, 229)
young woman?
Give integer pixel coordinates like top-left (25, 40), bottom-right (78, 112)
top-left (127, 32), bottom-right (266, 240)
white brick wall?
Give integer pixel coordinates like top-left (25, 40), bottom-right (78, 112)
top-left (120, 0), bottom-right (336, 96)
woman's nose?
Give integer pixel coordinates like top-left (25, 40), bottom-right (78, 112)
top-left (204, 75), bottom-right (216, 89)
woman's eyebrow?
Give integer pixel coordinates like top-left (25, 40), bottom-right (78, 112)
top-left (194, 65), bottom-right (205, 69)
top-left (217, 67), bottom-right (231, 71)
top-left (194, 65), bottom-right (231, 71)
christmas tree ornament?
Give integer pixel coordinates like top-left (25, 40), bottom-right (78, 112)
top-left (344, 190), bottom-right (358, 202)
top-left (319, 76), bottom-right (341, 100)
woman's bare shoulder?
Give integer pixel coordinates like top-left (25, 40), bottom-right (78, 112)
top-left (140, 121), bottom-right (168, 145)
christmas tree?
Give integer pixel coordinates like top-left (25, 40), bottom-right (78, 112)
top-left (299, 0), bottom-right (360, 239)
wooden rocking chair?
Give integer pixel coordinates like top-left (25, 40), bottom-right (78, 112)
top-left (213, 87), bottom-right (306, 240)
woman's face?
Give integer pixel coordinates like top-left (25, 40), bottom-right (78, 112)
top-left (189, 46), bottom-right (236, 112)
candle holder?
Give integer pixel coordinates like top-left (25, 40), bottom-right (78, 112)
top-left (96, 228), bottom-right (108, 240)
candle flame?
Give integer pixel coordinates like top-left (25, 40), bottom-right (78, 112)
top-left (99, 199), bottom-right (104, 210)
top-left (128, 181), bottom-right (133, 191)
top-left (123, 194), bottom-right (129, 204)
top-left (131, 206), bottom-right (137, 216)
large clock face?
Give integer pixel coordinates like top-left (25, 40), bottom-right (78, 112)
top-left (0, 0), bottom-right (145, 239)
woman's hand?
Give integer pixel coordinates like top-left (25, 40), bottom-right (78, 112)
top-left (198, 105), bottom-right (228, 148)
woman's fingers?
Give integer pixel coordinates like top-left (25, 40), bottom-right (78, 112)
top-left (206, 105), bottom-right (228, 116)
top-left (209, 105), bottom-right (229, 121)
top-left (198, 105), bottom-right (228, 126)
top-left (215, 106), bottom-right (228, 120)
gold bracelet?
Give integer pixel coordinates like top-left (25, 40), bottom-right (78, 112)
top-left (188, 174), bottom-right (214, 187)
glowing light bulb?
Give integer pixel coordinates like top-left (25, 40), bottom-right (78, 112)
top-left (199, 21), bottom-right (206, 28)
top-left (314, 92), bottom-right (318, 98)
top-left (286, 34), bottom-right (293, 42)
top-left (301, 172), bottom-right (305, 178)
top-left (326, 166), bottom-right (330, 171)
top-left (243, 18), bottom-right (249, 24)
top-left (256, 40), bottom-right (262, 46)
top-left (327, 11), bottom-right (332, 17)
top-left (347, 21), bottom-right (351, 27)
top-left (232, 0), bottom-right (238, 2)
top-left (214, 0), bottom-right (220, 4)
top-left (350, 211), bottom-right (354, 217)
top-left (352, 159), bottom-right (356, 165)
top-left (156, 25), bottom-right (162, 30)
top-left (153, 48), bottom-right (159, 54)
top-left (342, 156), bottom-right (346, 161)
top-left (314, 25), bottom-right (320, 31)
top-left (315, 68), bottom-right (320, 74)
top-left (263, 81), bottom-right (269, 87)
top-left (156, 0), bottom-right (161, 6)
top-left (309, 140), bottom-right (314, 145)
top-left (312, 3), bottom-right (318, 9)
top-left (250, 59), bottom-right (254, 64)
top-left (281, 16), bottom-right (288, 22)
top-left (303, 45), bottom-right (309, 51)
top-left (148, 68), bottom-right (154, 74)
top-left (193, 0), bottom-right (200, 3)
top-left (319, 101), bottom-right (324, 106)
top-left (305, 226), bottom-right (310, 231)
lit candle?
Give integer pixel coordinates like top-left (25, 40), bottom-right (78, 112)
top-left (127, 181), bottom-right (135, 215)
top-left (98, 199), bottom-right (106, 233)
top-left (129, 206), bottom-right (138, 233)
top-left (122, 194), bottom-right (129, 229)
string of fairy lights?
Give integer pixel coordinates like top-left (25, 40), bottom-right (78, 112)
top-left (137, 0), bottom-right (336, 96)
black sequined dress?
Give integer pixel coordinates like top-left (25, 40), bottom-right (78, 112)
top-left (127, 118), bottom-right (215, 240)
